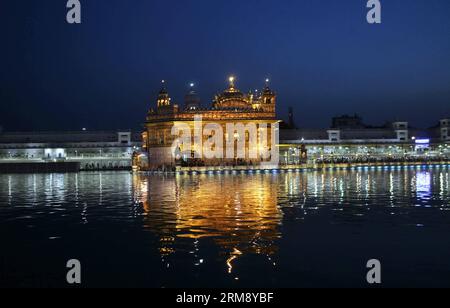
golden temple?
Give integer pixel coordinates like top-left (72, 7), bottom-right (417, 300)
top-left (142, 77), bottom-right (279, 170)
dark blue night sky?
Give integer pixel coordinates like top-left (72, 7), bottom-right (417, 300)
top-left (0, 0), bottom-right (449, 131)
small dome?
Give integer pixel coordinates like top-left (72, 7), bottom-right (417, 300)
top-left (262, 86), bottom-right (274, 96)
top-left (184, 84), bottom-right (201, 110)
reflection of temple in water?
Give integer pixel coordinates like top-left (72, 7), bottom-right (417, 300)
top-left (132, 173), bottom-right (283, 273)
top-left (131, 169), bottom-right (450, 273)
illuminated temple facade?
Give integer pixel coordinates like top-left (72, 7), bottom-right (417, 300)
top-left (142, 78), bottom-right (279, 170)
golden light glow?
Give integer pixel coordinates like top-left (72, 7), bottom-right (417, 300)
top-left (252, 103), bottom-right (261, 110)
top-left (133, 174), bottom-right (282, 272)
top-left (228, 76), bottom-right (235, 87)
top-left (226, 248), bottom-right (243, 274)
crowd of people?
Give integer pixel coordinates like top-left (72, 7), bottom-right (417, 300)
top-left (314, 155), bottom-right (449, 165)
top-left (147, 155), bottom-right (450, 172)
top-left (179, 158), bottom-right (261, 168)
top-left (151, 159), bottom-right (270, 171)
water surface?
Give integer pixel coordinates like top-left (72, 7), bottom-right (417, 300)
top-left (0, 168), bottom-right (449, 287)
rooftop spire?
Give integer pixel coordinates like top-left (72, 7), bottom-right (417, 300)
top-left (159, 79), bottom-right (168, 93)
top-left (228, 76), bottom-right (236, 89)
top-left (184, 82), bottom-right (201, 110)
top-left (157, 79), bottom-right (171, 107)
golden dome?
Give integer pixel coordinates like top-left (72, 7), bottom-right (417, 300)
top-left (214, 77), bottom-right (251, 110)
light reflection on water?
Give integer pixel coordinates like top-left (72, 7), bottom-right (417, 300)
top-left (134, 174), bottom-right (283, 273)
top-left (0, 169), bottom-right (449, 287)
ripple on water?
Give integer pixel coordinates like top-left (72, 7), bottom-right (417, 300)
top-left (0, 170), bottom-right (449, 287)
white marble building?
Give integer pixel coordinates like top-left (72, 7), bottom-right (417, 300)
top-left (279, 117), bottom-right (450, 165)
top-left (0, 130), bottom-right (142, 170)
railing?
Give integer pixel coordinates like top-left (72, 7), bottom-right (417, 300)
top-left (0, 155), bottom-right (132, 161)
